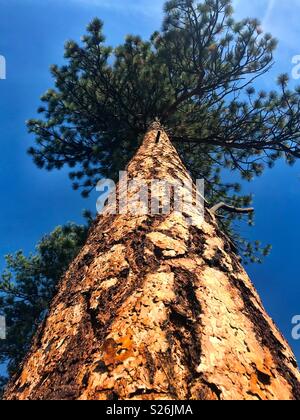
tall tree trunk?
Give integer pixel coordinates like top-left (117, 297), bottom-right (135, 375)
top-left (4, 124), bottom-right (300, 400)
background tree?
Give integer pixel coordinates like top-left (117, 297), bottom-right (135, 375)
top-left (0, 221), bottom-right (90, 396)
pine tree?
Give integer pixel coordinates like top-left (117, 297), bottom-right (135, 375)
top-left (3, 0), bottom-right (300, 400)
top-left (4, 126), bottom-right (300, 400)
top-left (26, 0), bottom-right (300, 261)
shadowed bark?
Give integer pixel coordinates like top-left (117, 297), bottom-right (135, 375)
top-left (4, 125), bottom-right (300, 400)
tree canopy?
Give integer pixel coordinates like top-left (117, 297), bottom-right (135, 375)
top-left (26, 0), bottom-right (300, 258)
top-left (28, 0), bottom-right (300, 191)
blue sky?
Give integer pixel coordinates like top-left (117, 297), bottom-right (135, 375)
top-left (0, 0), bottom-right (300, 366)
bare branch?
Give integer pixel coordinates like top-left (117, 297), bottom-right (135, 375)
top-left (210, 202), bottom-right (254, 215)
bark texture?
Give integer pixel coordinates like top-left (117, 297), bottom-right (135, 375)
top-left (4, 125), bottom-right (300, 400)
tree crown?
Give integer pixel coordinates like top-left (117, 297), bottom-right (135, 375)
top-left (27, 0), bottom-right (298, 260)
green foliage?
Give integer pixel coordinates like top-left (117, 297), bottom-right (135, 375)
top-left (28, 1), bottom-right (300, 194)
top-left (0, 222), bottom-right (89, 394)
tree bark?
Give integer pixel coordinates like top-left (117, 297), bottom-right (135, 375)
top-left (4, 125), bottom-right (300, 400)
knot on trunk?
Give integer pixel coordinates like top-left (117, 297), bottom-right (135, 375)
top-left (148, 119), bottom-right (163, 131)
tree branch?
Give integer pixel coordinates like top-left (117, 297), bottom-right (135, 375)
top-left (210, 202), bottom-right (254, 215)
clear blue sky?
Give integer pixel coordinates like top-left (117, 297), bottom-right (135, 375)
top-left (0, 0), bottom-right (300, 365)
